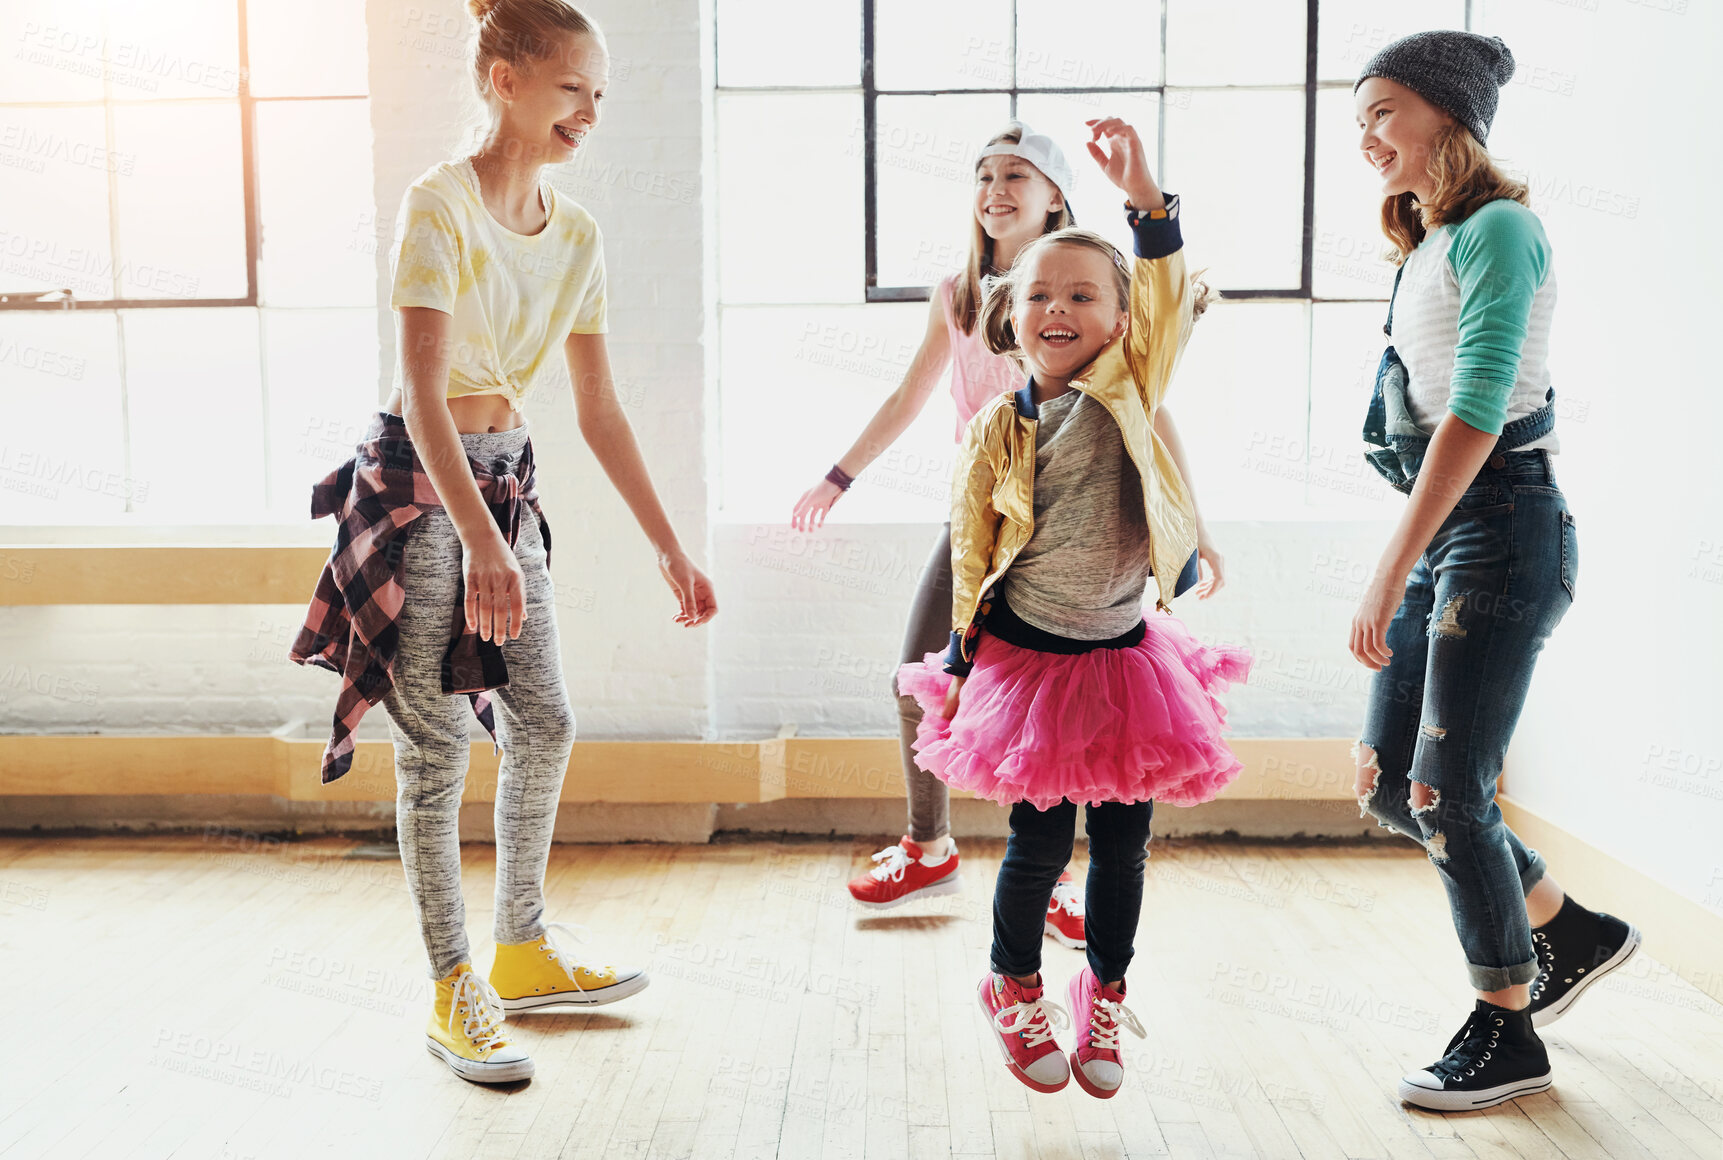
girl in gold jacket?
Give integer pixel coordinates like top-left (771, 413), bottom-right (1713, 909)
top-left (895, 118), bottom-right (1251, 1100)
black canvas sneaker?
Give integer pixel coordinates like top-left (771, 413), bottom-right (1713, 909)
top-left (1398, 1000), bottom-right (1552, 1111)
top-left (1526, 895), bottom-right (1642, 1027)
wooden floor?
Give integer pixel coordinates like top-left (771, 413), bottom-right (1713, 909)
top-left (1, 835), bottom-right (1719, 1160)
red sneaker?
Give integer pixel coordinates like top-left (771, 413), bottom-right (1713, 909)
top-left (977, 972), bottom-right (1071, 1093)
top-left (1067, 967), bottom-right (1145, 1099)
top-left (1045, 869), bottom-right (1086, 948)
top-left (846, 837), bottom-right (962, 910)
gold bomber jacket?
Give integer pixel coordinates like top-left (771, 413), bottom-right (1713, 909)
top-left (943, 196), bottom-right (1201, 675)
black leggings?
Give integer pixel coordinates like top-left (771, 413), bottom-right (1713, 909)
top-left (991, 798), bottom-right (1155, 984)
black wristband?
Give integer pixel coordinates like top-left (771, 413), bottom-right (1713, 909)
top-left (825, 464), bottom-right (855, 490)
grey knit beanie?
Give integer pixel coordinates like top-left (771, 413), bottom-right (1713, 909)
top-left (1354, 30), bottom-right (1515, 146)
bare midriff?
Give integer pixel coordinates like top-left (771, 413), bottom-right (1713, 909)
top-left (383, 386), bottom-right (524, 434)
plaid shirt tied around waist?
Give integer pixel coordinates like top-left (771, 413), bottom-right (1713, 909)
top-left (289, 410), bottom-right (552, 784)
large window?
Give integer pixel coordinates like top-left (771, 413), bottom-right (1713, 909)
top-left (0, 0), bottom-right (376, 527)
top-left (716, 0), bottom-right (1470, 524)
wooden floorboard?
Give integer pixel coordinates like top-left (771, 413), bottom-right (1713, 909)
top-left (1, 834), bottom-right (1719, 1160)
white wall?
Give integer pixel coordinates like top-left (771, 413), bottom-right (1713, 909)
top-left (1476, 0), bottom-right (1723, 915)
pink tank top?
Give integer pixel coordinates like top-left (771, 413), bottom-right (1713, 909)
top-left (939, 273), bottom-right (1024, 442)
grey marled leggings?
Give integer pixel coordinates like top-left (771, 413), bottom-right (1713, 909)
top-left (379, 423), bottom-right (577, 979)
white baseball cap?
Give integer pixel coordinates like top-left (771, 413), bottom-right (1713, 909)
top-left (976, 121), bottom-right (1074, 210)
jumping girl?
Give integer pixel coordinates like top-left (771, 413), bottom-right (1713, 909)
top-left (1347, 31), bottom-right (1638, 1111)
top-left (790, 122), bottom-right (1088, 944)
top-left (292, 0), bottom-right (716, 1084)
top-left (895, 117), bottom-right (1249, 1098)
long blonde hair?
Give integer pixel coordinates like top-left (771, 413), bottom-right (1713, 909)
top-left (1381, 122), bottom-right (1530, 262)
top-left (949, 125), bottom-right (1074, 336)
top-left (977, 229), bottom-right (1217, 362)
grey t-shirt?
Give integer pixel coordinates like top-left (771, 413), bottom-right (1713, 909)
top-left (998, 388), bottom-right (1154, 640)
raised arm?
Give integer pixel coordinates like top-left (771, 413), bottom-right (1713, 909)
top-left (1085, 117), bottom-right (1193, 411)
top-left (791, 292), bottom-right (954, 531)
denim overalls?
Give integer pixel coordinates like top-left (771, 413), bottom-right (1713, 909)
top-left (1356, 264), bottom-right (1578, 992)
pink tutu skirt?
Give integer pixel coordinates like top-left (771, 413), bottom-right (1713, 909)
top-left (896, 611), bottom-right (1252, 810)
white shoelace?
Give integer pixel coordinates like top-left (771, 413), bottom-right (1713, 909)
top-left (868, 844), bottom-right (912, 883)
top-left (449, 970), bottom-right (510, 1053)
top-left (993, 996), bottom-right (1071, 1049)
top-left (540, 921), bottom-right (609, 990)
top-left (1049, 878), bottom-right (1084, 917)
top-left (1084, 994), bottom-right (1146, 1053)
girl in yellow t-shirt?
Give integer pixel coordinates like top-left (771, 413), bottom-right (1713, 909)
top-left (370, 0), bottom-right (715, 1084)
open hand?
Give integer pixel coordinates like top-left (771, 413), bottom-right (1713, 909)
top-left (1084, 117), bottom-right (1164, 212)
top-left (1348, 573), bottom-right (1405, 670)
top-left (659, 550), bottom-right (718, 627)
top-left (791, 477), bottom-right (845, 532)
top-left (941, 675), bottom-right (965, 719)
top-left (463, 534), bottom-right (527, 642)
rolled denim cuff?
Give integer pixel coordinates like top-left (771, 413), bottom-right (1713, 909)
top-left (1466, 954), bottom-right (1541, 993)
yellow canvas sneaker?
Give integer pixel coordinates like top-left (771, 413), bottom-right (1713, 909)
top-left (425, 963), bottom-right (534, 1083)
top-left (490, 922), bottom-right (650, 1011)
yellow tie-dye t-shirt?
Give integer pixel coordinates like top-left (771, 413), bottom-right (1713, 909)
top-left (388, 159), bottom-right (607, 412)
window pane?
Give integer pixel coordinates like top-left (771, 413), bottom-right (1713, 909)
top-left (101, 0), bottom-right (244, 101)
top-left (875, 94), bottom-right (1010, 288)
top-left (121, 308), bottom-right (264, 521)
top-left (263, 308), bottom-right (380, 521)
top-left (257, 99), bottom-right (377, 307)
top-left (1167, 301), bottom-right (1310, 522)
top-left (719, 303), bottom-right (952, 522)
top-left (874, 0), bottom-right (1010, 91)
top-left (0, 312), bottom-right (126, 523)
top-left (718, 0), bottom-right (860, 87)
top-left (717, 92), bottom-right (863, 304)
top-left (111, 102), bottom-right (247, 299)
top-left (1317, 0), bottom-right (1468, 83)
top-left (1162, 89), bottom-right (1304, 290)
top-left (1015, 92), bottom-right (1161, 258)
top-left (0, 107), bottom-right (116, 299)
top-left (1313, 88), bottom-right (1396, 299)
top-left (0, 0), bottom-right (106, 102)
top-left (1308, 301), bottom-right (1400, 518)
top-left (247, 0), bottom-right (369, 96)
top-left (1016, 0), bottom-right (1161, 90)
top-left (1166, 0), bottom-right (1305, 86)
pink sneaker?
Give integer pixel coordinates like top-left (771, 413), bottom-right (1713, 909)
top-left (847, 837), bottom-right (962, 909)
top-left (1045, 869), bottom-right (1086, 948)
top-left (977, 972), bottom-right (1071, 1093)
top-left (1067, 967), bottom-right (1145, 1099)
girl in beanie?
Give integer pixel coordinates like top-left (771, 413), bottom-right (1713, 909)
top-left (1348, 29), bottom-right (1639, 1112)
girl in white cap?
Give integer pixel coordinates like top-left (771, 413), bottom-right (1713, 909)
top-left (790, 123), bottom-right (1090, 938)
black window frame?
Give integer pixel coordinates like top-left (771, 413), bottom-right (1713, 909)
top-left (717, 0), bottom-right (1474, 307)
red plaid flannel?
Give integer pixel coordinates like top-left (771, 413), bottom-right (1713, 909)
top-left (289, 410), bottom-right (552, 783)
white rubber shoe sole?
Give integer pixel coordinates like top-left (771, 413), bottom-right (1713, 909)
top-left (1531, 923), bottom-right (1642, 1028)
top-left (1397, 1068), bottom-right (1552, 1111)
top-left (850, 873), bottom-right (964, 911)
top-left (497, 969), bottom-right (651, 1012)
top-left (426, 1038), bottom-right (535, 1084)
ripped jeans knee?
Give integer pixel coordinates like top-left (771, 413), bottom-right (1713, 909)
top-left (1352, 739), bottom-right (1427, 845)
